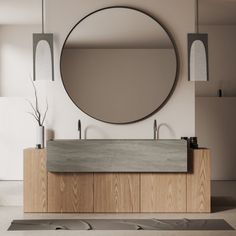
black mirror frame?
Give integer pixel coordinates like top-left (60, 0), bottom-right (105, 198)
top-left (60, 6), bottom-right (180, 124)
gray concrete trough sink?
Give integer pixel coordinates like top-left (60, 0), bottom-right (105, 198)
top-left (47, 139), bottom-right (187, 173)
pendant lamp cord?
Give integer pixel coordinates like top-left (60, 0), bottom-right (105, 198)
top-left (195, 0), bottom-right (199, 33)
top-left (42, 0), bottom-right (44, 33)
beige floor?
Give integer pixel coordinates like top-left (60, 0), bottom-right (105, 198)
top-left (0, 206), bottom-right (236, 236)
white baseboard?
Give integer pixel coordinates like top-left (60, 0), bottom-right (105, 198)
top-left (0, 181), bottom-right (23, 206)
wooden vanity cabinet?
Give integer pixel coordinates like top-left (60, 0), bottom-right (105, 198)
top-left (187, 149), bottom-right (211, 212)
top-left (23, 148), bottom-right (211, 213)
top-left (140, 149), bottom-right (211, 213)
top-left (23, 148), bottom-right (47, 212)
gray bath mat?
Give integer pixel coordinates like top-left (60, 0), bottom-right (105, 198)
top-left (8, 219), bottom-right (234, 231)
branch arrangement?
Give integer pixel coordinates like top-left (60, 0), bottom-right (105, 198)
top-left (27, 80), bottom-right (48, 126)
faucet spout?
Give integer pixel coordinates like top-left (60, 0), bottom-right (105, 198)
top-left (154, 119), bottom-right (157, 140)
top-left (78, 119), bottom-right (81, 139)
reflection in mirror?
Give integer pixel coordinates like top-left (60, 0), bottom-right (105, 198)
top-left (61, 7), bottom-right (178, 123)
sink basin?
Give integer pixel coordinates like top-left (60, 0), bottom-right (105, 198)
top-left (47, 139), bottom-right (187, 173)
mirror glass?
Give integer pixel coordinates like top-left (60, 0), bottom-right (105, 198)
top-left (61, 7), bottom-right (178, 124)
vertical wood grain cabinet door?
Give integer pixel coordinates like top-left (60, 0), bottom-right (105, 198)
top-left (47, 173), bottom-right (94, 212)
top-left (140, 173), bottom-right (187, 212)
top-left (24, 148), bottom-right (47, 212)
top-left (94, 173), bottom-right (140, 212)
top-left (187, 149), bottom-right (211, 212)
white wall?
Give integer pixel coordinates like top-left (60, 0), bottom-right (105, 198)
top-left (196, 25), bottom-right (236, 180)
top-left (0, 25), bottom-right (40, 97)
top-left (0, 0), bottom-right (195, 180)
top-left (196, 25), bottom-right (236, 97)
top-left (196, 97), bottom-right (236, 180)
top-left (0, 25), bottom-right (42, 180)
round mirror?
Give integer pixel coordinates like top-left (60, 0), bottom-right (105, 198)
top-left (60, 6), bottom-right (178, 124)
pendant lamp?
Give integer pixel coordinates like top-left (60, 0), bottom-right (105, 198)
top-left (188, 0), bottom-right (209, 81)
top-left (33, 0), bottom-right (54, 81)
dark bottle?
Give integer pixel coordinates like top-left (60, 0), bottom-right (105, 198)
top-left (189, 137), bottom-right (198, 149)
top-left (218, 89), bottom-right (222, 97)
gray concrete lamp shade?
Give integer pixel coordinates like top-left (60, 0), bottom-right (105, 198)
top-left (33, 33), bottom-right (54, 81)
top-left (188, 33), bottom-right (209, 81)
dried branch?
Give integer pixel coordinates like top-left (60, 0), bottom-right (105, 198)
top-left (26, 99), bottom-right (39, 119)
top-left (27, 77), bottom-right (48, 126)
top-left (27, 112), bottom-right (41, 126)
top-left (41, 98), bottom-right (48, 126)
top-left (30, 78), bottom-right (40, 119)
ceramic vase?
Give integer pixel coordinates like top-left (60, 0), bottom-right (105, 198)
top-left (36, 125), bottom-right (44, 149)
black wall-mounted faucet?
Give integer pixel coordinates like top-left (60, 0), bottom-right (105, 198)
top-left (154, 119), bottom-right (157, 140)
top-left (78, 119), bottom-right (81, 139)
